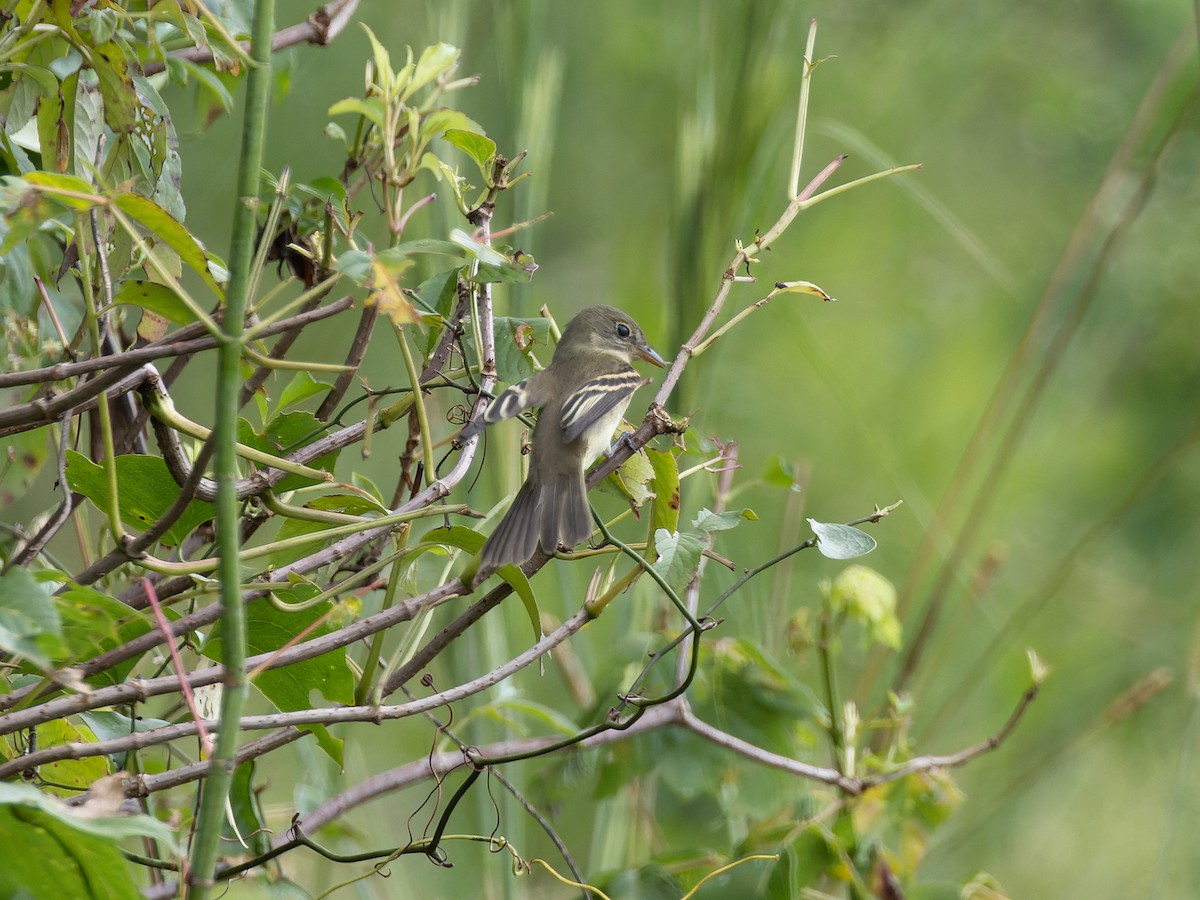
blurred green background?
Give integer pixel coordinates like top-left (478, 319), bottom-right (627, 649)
top-left (168, 0), bottom-right (1199, 896)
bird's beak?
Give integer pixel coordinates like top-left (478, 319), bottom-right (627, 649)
top-left (637, 344), bottom-right (667, 368)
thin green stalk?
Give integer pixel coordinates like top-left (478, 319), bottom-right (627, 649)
top-left (393, 322), bottom-right (435, 484)
top-left (818, 605), bottom-right (846, 776)
top-left (355, 547), bottom-right (405, 705)
top-left (74, 212), bottom-right (125, 544)
top-left (787, 19), bottom-right (818, 198)
top-left (187, 0), bottom-right (274, 891)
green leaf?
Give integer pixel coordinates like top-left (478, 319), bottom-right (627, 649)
top-left (64, 451), bottom-right (215, 547)
top-left (225, 761), bottom-right (270, 855)
top-left (763, 454), bottom-right (803, 490)
top-left (405, 42), bottom-right (460, 100)
top-left (55, 584), bottom-right (152, 686)
top-left (175, 58), bottom-right (234, 114)
top-left (699, 638), bottom-right (820, 754)
top-left (0, 426), bottom-right (49, 508)
top-left (236, 412), bottom-right (340, 493)
top-left (327, 96), bottom-right (385, 128)
top-left (413, 267), bottom-right (461, 317)
top-left (693, 507), bottom-right (757, 533)
top-left (91, 42), bottom-right (138, 134)
top-left (826, 565), bottom-right (900, 649)
top-left (268, 516), bottom-right (334, 568)
top-left (113, 192), bottom-right (223, 294)
top-left (0, 781), bottom-right (174, 900)
top-left (34, 719), bottom-right (109, 795)
top-left (0, 567), bottom-right (62, 668)
top-left (276, 370), bottom-right (331, 415)
top-left (203, 595), bottom-right (354, 765)
top-left (609, 438), bottom-right (656, 511)
top-left (442, 127), bottom-right (496, 168)
top-left (646, 448), bottom-right (681, 537)
top-left (423, 526), bottom-right (542, 642)
top-left (112, 279), bottom-right (197, 325)
top-left (807, 518), bottom-right (877, 559)
top-left (651, 529), bottom-right (705, 597)
top-left (493, 315), bottom-right (551, 382)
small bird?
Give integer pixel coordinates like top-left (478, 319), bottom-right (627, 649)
top-left (462, 305), bottom-right (667, 568)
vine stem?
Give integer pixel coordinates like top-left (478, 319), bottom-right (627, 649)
top-left (186, 0), bottom-right (275, 892)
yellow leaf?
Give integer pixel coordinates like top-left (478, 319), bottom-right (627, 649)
top-left (364, 259), bottom-right (418, 325)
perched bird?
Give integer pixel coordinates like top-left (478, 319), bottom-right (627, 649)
top-left (462, 305), bottom-right (666, 568)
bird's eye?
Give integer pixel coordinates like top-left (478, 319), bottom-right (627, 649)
top-left (616, 322), bottom-right (631, 338)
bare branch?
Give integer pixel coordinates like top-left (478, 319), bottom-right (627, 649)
top-left (140, 0), bottom-right (363, 76)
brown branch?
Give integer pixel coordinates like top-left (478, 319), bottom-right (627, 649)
top-left (315, 304), bottom-right (377, 422)
top-left (124, 728), bottom-right (309, 798)
top-left (239, 296), bottom-right (326, 410)
top-left (862, 681), bottom-right (1042, 788)
top-left (0, 296), bottom-right (353, 393)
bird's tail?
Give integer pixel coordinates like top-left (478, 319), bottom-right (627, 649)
top-left (480, 472), bottom-right (591, 568)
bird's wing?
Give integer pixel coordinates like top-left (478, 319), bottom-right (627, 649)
top-left (459, 372), bottom-right (553, 441)
top-left (559, 369), bottom-right (645, 444)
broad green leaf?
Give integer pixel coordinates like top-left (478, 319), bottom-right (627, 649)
top-left (646, 448), bottom-right (681, 537)
top-left (305, 491), bottom-right (388, 517)
top-left (493, 315), bottom-right (551, 382)
top-left (0, 567), bottom-right (62, 669)
top-left (34, 719), bottom-right (108, 795)
top-left (268, 516), bottom-right (334, 568)
top-left (113, 192), bottom-right (222, 293)
top-left (276, 370), bottom-right (331, 415)
top-left (763, 454), bottom-right (802, 490)
top-left (174, 58), bottom-right (234, 114)
top-left (203, 596), bottom-right (354, 765)
top-left (80, 710), bottom-right (171, 751)
top-left (651, 529), bottom-right (704, 597)
top-left (64, 451), bottom-right (215, 547)
top-left (112, 279), bottom-right (197, 325)
top-left (423, 526), bottom-right (542, 641)
top-left (448, 227), bottom-right (513, 268)
top-left (609, 437), bottom-right (655, 511)
top-left (236, 412), bottom-right (340, 493)
top-left (34, 83), bottom-right (65, 174)
top-left (0, 781), bottom-right (174, 900)
top-left (699, 638), bottom-right (820, 754)
top-left (475, 249), bottom-right (539, 284)
top-left (414, 267), bottom-right (461, 317)
top-left (405, 42), bottom-right (460, 100)
top-left (442, 127), bottom-right (496, 168)
top-left (807, 518), bottom-right (877, 559)
top-left (0, 426), bottom-right (49, 508)
top-left (327, 96), bottom-right (386, 128)
top-left (225, 761), bottom-right (271, 855)
top-left (55, 584), bottom-right (152, 686)
top-left (86, 42), bottom-right (135, 136)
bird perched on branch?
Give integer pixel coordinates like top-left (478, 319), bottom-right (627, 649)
top-left (461, 305), bottom-right (666, 568)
